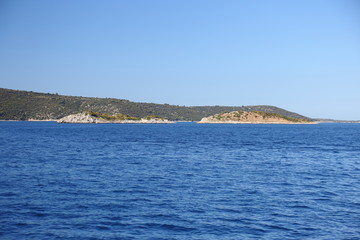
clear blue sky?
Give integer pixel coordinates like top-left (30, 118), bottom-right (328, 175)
top-left (1, 0), bottom-right (359, 120)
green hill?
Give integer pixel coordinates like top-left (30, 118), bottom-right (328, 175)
top-left (0, 88), bottom-right (311, 121)
top-left (199, 111), bottom-right (313, 124)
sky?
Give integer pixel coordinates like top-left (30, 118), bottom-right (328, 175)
top-left (0, 0), bottom-right (359, 120)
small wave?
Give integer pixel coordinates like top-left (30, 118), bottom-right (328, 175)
top-left (214, 207), bottom-right (242, 214)
top-left (95, 225), bottom-right (111, 231)
top-left (140, 223), bottom-right (196, 232)
top-left (215, 217), bottom-right (252, 225)
top-left (259, 223), bottom-right (291, 231)
top-left (288, 204), bottom-right (312, 209)
top-left (29, 211), bottom-right (48, 217)
top-left (0, 192), bottom-right (17, 197)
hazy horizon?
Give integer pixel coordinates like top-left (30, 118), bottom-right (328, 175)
top-left (1, 0), bottom-right (359, 120)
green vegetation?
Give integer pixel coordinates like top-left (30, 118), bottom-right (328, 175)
top-left (215, 115), bottom-right (223, 120)
top-left (87, 111), bottom-right (140, 121)
top-left (209, 111), bottom-right (313, 123)
top-left (143, 115), bottom-right (165, 120)
top-left (233, 111), bottom-right (244, 117)
top-left (252, 111), bottom-right (311, 122)
top-left (0, 88), bottom-right (312, 121)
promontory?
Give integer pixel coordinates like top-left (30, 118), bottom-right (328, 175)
top-left (198, 111), bottom-right (316, 124)
top-left (57, 112), bottom-right (174, 124)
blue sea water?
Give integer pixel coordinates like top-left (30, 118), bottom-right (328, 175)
top-left (0, 122), bottom-right (360, 240)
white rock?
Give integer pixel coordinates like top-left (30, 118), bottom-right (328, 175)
top-left (57, 113), bottom-right (175, 124)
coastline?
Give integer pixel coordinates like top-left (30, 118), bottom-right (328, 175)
top-left (57, 120), bottom-right (175, 124)
top-left (197, 121), bottom-right (318, 124)
top-left (28, 119), bottom-right (56, 122)
top-left (56, 113), bottom-right (175, 124)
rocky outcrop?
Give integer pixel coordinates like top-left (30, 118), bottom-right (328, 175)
top-left (198, 111), bottom-right (315, 124)
top-left (57, 112), bottom-right (175, 124)
top-left (57, 112), bottom-right (98, 123)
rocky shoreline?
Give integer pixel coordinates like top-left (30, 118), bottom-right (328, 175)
top-left (198, 111), bottom-right (316, 124)
top-left (198, 120), bottom-right (316, 124)
top-left (57, 112), bottom-right (175, 124)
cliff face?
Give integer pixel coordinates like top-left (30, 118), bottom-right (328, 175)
top-left (199, 111), bottom-right (315, 124)
top-left (57, 112), bottom-right (174, 124)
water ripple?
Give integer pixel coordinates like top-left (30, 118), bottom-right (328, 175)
top-left (1, 122), bottom-right (360, 239)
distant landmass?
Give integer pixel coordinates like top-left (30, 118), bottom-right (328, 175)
top-left (312, 118), bottom-right (360, 123)
top-left (0, 88), bottom-right (311, 121)
top-left (199, 111), bottom-right (314, 124)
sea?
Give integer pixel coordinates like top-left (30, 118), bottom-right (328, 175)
top-left (0, 121), bottom-right (359, 240)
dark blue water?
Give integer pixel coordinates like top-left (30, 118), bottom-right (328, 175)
top-left (1, 122), bottom-right (360, 240)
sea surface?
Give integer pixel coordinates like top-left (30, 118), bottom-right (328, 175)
top-left (0, 122), bottom-right (360, 240)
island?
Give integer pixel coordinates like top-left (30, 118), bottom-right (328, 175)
top-left (0, 88), bottom-right (313, 122)
top-left (198, 111), bottom-right (316, 124)
top-left (57, 111), bottom-right (175, 124)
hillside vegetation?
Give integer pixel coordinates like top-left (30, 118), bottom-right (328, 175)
top-left (0, 88), bottom-right (311, 121)
top-left (199, 111), bottom-right (313, 124)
